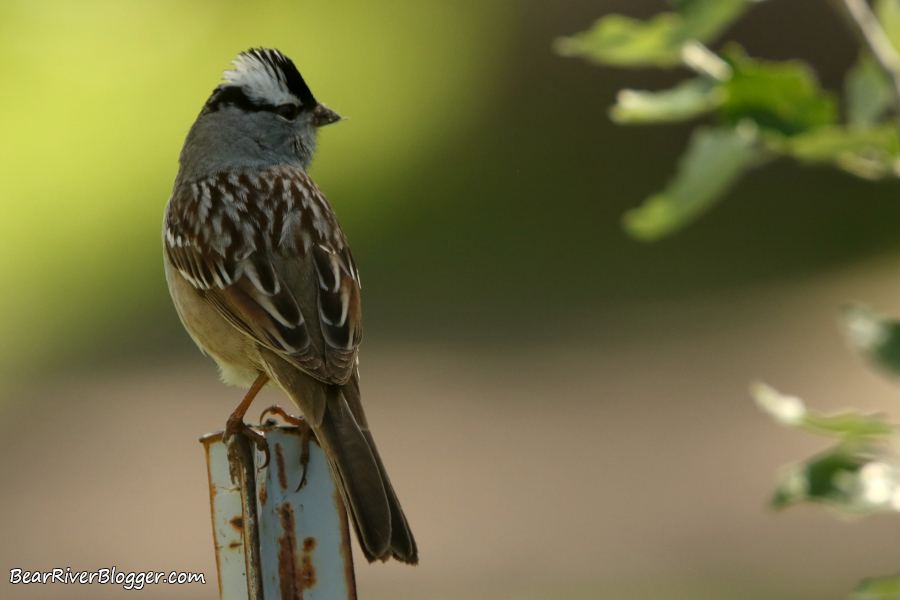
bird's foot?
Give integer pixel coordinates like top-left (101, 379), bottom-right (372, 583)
top-left (259, 405), bottom-right (312, 490)
top-left (223, 372), bottom-right (271, 479)
top-left (224, 413), bottom-right (271, 471)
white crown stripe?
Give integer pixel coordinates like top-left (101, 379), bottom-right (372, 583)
top-left (222, 51), bottom-right (297, 106)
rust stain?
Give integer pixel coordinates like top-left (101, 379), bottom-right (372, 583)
top-left (231, 516), bottom-right (244, 531)
top-left (229, 541), bottom-right (241, 549)
top-left (259, 477), bottom-right (268, 506)
top-left (277, 504), bottom-right (318, 600)
top-left (204, 443), bottom-right (218, 505)
top-left (302, 537), bottom-right (316, 552)
top-left (275, 443), bottom-right (288, 490)
top-left (278, 505), bottom-right (299, 600)
top-left (299, 555), bottom-right (317, 590)
top-left (334, 487), bottom-right (358, 599)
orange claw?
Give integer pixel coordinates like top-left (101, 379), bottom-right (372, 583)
top-left (258, 405), bottom-right (311, 490)
top-left (260, 404), bottom-right (306, 427)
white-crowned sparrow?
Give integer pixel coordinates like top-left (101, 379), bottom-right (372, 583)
top-left (163, 48), bottom-right (416, 564)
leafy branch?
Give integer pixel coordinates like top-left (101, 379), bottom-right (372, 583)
top-left (558, 2), bottom-right (900, 597)
top-left (556, 0), bottom-right (900, 241)
top-left (752, 304), bottom-right (900, 599)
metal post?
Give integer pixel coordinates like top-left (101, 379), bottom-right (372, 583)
top-left (201, 425), bottom-right (357, 600)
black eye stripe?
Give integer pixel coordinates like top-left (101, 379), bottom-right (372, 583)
top-left (205, 86), bottom-right (305, 118)
top-left (206, 86), bottom-right (266, 113)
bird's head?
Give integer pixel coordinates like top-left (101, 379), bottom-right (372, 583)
top-left (181, 48), bottom-right (340, 174)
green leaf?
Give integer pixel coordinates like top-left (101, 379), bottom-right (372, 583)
top-left (554, 0), bottom-right (752, 68)
top-left (786, 125), bottom-right (900, 161)
top-left (779, 124), bottom-right (900, 179)
top-left (856, 572), bottom-right (900, 600)
top-left (677, 0), bottom-right (754, 42)
top-left (842, 304), bottom-right (900, 376)
top-left (770, 447), bottom-right (900, 515)
top-left (752, 381), bottom-right (894, 439)
top-left (610, 78), bottom-right (723, 123)
top-left (623, 125), bottom-right (764, 241)
top-left (554, 13), bottom-right (686, 68)
top-left (720, 45), bottom-right (837, 136)
top-left (771, 449), bottom-right (868, 511)
top-left (876, 0), bottom-right (900, 53)
top-left (845, 53), bottom-right (895, 125)
top-left (805, 412), bottom-right (896, 439)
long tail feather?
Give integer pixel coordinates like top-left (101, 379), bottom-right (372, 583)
top-left (341, 373), bottom-right (418, 563)
top-left (314, 385), bottom-right (392, 561)
top-left (361, 429), bottom-right (418, 563)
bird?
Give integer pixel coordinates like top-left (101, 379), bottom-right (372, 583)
top-left (162, 48), bottom-right (417, 564)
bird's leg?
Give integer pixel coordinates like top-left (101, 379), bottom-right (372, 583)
top-left (224, 373), bottom-right (271, 468)
top-left (259, 405), bottom-right (312, 490)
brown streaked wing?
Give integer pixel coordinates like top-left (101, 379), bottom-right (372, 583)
top-left (165, 166), bottom-right (362, 385)
top-left (166, 231), bottom-right (309, 347)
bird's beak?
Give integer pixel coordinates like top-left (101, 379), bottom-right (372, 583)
top-left (312, 104), bottom-right (342, 127)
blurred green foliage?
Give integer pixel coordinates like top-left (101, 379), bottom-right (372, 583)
top-left (753, 383), bottom-right (897, 514)
top-left (609, 78), bottom-right (722, 124)
top-left (553, 0), bottom-right (753, 68)
top-left (857, 573), bottom-right (900, 600)
top-left (557, 0), bottom-right (900, 242)
top-left (845, 55), bottom-right (894, 124)
top-left (561, 1), bottom-right (900, 596)
top-left (721, 45), bottom-right (837, 135)
top-left (843, 304), bottom-right (900, 377)
top-left (622, 125), bottom-right (764, 241)
top-left (747, 302), bottom-right (900, 600)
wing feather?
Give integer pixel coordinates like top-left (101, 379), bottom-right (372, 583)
top-left (313, 244), bottom-right (362, 351)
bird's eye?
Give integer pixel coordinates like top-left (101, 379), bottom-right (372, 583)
top-left (275, 104), bottom-right (300, 120)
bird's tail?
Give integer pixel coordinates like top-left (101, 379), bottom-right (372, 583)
top-left (312, 384), bottom-right (418, 564)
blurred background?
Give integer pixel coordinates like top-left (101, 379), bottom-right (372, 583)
top-left (3, 0), bottom-right (900, 598)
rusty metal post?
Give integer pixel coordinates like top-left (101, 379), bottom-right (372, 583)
top-left (201, 425), bottom-right (357, 600)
